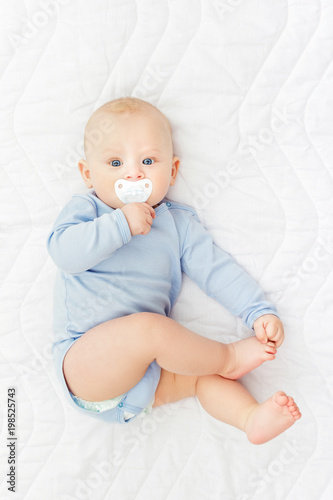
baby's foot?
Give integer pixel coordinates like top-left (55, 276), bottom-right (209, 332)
top-left (220, 337), bottom-right (276, 380)
top-left (244, 391), bottom-right (302, 445)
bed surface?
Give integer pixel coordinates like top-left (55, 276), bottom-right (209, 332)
top-left (1, 1), bottom-right (333, 498)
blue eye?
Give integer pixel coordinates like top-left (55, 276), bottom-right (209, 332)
top-left (142, 158), bottom-right (154, 165)
top-left (110, 159), bottom-right (122, 167)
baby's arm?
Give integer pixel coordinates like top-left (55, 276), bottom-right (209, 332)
top-left (47, 195), bottom-right (131, 273)
top-left (180, 212), bottom-right (280, 331)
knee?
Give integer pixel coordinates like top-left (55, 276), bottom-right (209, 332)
top-left (195, 375), bottom-right (213, 399)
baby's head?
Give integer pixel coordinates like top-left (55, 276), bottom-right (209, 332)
top-left (78, 97), bottom-right (180, 209)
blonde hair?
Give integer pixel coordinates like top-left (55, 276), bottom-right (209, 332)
top-left (84, 97), bottom-right (171, 156)
top-left (98, 96), bottom-right (155, 113)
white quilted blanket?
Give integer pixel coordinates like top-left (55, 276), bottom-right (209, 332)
top-left (1, 1), bottom-right (333, 499)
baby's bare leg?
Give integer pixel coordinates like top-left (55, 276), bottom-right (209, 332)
top-left (153, 371), bottom-right (301, 444)
top-left (63, 312), bottom-right (275, 401)
top-left (196, 376), bottom-right (301, 444)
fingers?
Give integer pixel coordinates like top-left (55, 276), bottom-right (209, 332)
top-left (274, 336), bottom-right (284, 348)
top-left (146, 215), bottom-right (153, 226)
top-left (266, 322), bottom-right (285, 348)
top-left (141, 204), bottom-right (155, 234)
top-left (121, 202), bottom-right (156, 236)
top-left (139, 204), bottom-right (155, 234)
top-left (142, 214), bottom-right (153, 232)
top-left (255, 324), bottom-right (268, 344)
top-left (254, 315), bottom-right (285, 348)
top-left (142, 203), bottom-right (156, 218)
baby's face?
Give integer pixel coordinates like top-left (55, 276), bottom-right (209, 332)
top-left (79, 108), bottom-right (179, 209)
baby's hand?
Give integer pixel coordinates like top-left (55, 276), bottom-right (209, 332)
top-left (253, 314), bottom-right (285, 348)
top-left (121, 202), bottom-right (156, 236)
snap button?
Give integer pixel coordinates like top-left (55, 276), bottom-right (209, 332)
top-left (118, 402), bottom-right (123, 407)
top-left (166, 202), bottom-right (171, 207)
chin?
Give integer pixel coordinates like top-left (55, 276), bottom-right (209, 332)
top-left (100, 196), bottom-right (123, 209)
top-left (148, 197), bottom-right (163, 208)
top-left (149, 191), bottom-right (168, 207)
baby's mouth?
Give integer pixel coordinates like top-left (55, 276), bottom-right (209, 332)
top-left (115, 178), bottom-right (153, 204)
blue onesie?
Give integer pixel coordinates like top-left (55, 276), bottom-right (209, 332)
top-left (47, 192), bottom-right (278, 424)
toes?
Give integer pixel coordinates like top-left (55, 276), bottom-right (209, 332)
top-left (264, 344), bottom-right (277, 355)
top-left (286, 398), bottom-right (301, 418)
top-left (273, 392), bottom-right (302, 419)
top-left (291, 405), bottom-right (300, 414)
top-left (292, 408), bottom-right (301, 419)
top-left (274, 391), bottom-right (289, 406)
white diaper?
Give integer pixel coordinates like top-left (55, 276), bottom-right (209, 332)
top-left (70, 392), bottom-right (155, 421)
top-left (115, 178), bottom-right (152, 204)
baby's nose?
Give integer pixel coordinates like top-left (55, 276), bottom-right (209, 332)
top-left (124, 163), bottom-right (145, 180)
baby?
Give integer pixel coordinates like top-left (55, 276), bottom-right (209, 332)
top-left (47, 97), bottom-right (301, 444)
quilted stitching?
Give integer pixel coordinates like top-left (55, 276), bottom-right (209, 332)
top-left (1, 1), bottom-right (333, 498)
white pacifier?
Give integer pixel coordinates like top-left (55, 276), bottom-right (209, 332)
top-left (115, 178), bottom-right (153, 204)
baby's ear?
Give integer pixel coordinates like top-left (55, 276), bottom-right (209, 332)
top-left (170, 156), bottom-right (180, 186)
top-left (78, 159), bottom-right (93, 188)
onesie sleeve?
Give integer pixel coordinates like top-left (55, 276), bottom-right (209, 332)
top-left (47, 195), bottom-right (132, 274)
top-left (180, 212), bottom-right (279, 329)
